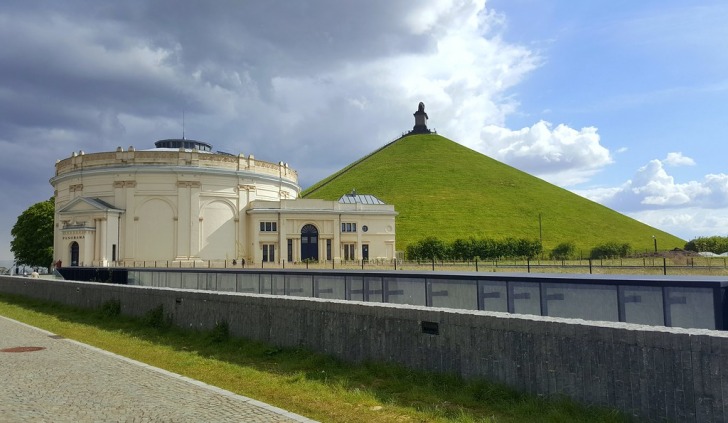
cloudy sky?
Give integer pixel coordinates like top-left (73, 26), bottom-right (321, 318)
top-left (1, 0), bottom-right (727, 261)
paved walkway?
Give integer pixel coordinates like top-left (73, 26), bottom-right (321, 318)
top-left (0, 316), bottom-right (317, 422)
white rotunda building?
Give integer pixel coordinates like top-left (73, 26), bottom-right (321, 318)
top-left (50, 139), bottom-right (396, 267)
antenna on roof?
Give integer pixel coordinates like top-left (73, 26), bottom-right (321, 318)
top-left (182, 110), bottom-right (186, 140)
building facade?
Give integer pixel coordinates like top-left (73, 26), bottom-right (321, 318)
top-left (50, 139), bottom-right (396, 266)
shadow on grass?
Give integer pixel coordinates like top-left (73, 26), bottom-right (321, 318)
top-left (0, 293), bottom-right (631, 423)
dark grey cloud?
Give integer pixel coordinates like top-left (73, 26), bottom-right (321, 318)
top-left (0, 0), bottom-right (541, 259)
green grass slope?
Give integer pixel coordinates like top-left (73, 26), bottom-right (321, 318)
top-left (302, 134), bottom-right (685, 254)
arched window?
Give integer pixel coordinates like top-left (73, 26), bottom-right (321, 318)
top-left (70, 242), bottom-right (80, 266)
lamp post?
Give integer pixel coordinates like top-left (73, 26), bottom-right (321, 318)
top-left (652, 236), bottom-right (657, 253)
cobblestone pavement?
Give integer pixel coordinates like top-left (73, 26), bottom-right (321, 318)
top-left (0, 316), bottom-right (317, 422)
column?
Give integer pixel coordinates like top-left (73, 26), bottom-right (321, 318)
top-left (176, 182), bottom-right (191, 260)
top-left (189, 181), bottom-right (201, 259)
top-left (278, 212), bottom-right (286, 265)
top-left (99, 218), bottom-right (107, 266)
top-left (94, 218), bottom-right (101, 265)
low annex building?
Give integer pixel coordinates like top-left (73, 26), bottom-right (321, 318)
top-left (50, 139), bottom-right (396, 266)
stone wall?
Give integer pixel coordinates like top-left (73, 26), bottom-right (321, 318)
top-left (1, 275), bottom-right (727, 422)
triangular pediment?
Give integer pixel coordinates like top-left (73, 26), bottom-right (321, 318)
top-left (59, 197), bottom-right (124, 214)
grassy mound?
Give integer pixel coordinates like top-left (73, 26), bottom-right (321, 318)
top-left (302, 134), bottom-right (684, 254)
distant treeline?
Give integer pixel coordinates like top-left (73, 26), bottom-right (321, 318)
top-left (405, 237), bottom-right (636, 261)
top-left (684, 236), bottom-right (728, 254)
top-left (405, 237), bottom-right (543, 261)
top-left (405, 236), bottom-right (728, 261)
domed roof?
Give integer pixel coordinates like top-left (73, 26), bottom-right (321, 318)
top-left (154, 139), bottom-right (212, 151)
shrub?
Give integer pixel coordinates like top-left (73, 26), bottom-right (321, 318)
top-left (142, 304), bottom-right (170, 329)
top-left (550, 242), bottom-right (576, 260)
top-left (99, 298), bottom-right (121, 318)
top-left (210, 320), bottom-right (230, 343)
top-left (590, 242), bottom-right (631, 259)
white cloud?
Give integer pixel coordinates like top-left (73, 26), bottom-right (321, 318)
top-left (478, 120), bottom-right (613, 186)
top-left (576, 159), bottom-right (728, 212)
top-left (625, 208), bottom-right (728, 241)
top-left (663, 152), bottom-right (695, 166)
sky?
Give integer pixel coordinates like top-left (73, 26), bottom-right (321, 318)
top-left (1, 0), bottom-right (727, 261)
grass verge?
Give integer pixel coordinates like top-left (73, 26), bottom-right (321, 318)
top-left (0, 293), bottom-right (630, 423)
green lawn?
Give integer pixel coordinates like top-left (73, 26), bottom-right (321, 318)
top-left (0, 293), bottom-right (630, 423)
top-left (302, 134), bottom-right (684, 254)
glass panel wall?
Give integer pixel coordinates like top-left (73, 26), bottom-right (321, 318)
top-left (480, 281), bottom-right (508, 312)
top-left (237, 273), bottom-right (259, 293)
top-left (314, 275), bottom-right (345, 300)
top-left (384, 277), bottom-right (426, 306)
top-left (286, 275), bottom-right (313, 297)
top-left (666, 287), bottom-right (715, 329)
top-left (217, 273), bottom-right (236, 292)
top-left (620, 285), bottom-right (664, 326)
top-left (508, 282), bottom-right (541, 316)
top-left (430, 279), bottom-right (478, 310)
top-left (543, 283), bottom-right (618, 322)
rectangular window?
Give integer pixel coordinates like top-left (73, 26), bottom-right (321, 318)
top-left (341, 222), bottom-right (357, 232)
top-left (287, 239), bottom-right (293, 262)
top-left (343, 243), bottom-right (356, 261)
top-left (260, 221), bottom-right (277, 232)
top-left (326, 239), bottom-right (331, 260)
top-left (112, 244), bottom-right (117, 261)
top-left (262, 244), bottom-right (275, 262)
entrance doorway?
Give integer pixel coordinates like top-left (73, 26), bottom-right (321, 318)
top-left (300, 224), bottom-right (318, 261)
top-left (70, 242), bottom-right (79, 266)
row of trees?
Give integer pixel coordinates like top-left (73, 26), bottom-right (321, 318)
top-left (405, 236), bottom-right (543, 261)
top-left (405, 237), bottom-right (636, 261)
top-left (684, 236), bottom-right (728, 255)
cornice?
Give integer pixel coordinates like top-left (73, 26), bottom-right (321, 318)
top-left (49, 165), bottom-right (301, 192)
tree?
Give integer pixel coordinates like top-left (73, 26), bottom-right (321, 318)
top-left (685, 236), bottom-right (728, 254)
top-left (11, 198), bottom-right (54, 268)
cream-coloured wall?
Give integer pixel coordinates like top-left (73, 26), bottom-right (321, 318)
top-left (199, 200), bottom-right (237, 260)
top-left (247, 199), bottom-right (396, 264)
top-left (136, 198), bottom-right (175, 261)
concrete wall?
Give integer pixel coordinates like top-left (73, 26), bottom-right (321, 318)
top-left (2, 275), bottom-right (727, 422)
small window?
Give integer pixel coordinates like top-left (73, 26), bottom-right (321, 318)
top-left (260, 221), bottom-right (277, 232)
top-left (341, 222), bottom-right (357, 233)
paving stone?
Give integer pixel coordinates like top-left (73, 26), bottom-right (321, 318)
top-left (0, 316), bottom-right (316, 423)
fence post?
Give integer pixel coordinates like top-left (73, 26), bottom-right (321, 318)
top-left (432, 257), bottom-right (435, 271)
top-left (663, 257), bottom-right (667, 275)
top-left (475, 258), bottom-right (478, 272)
top-left (589, 259), bottom-right (592, 274)
top-left (527, 258), bottom-right (530, 273)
